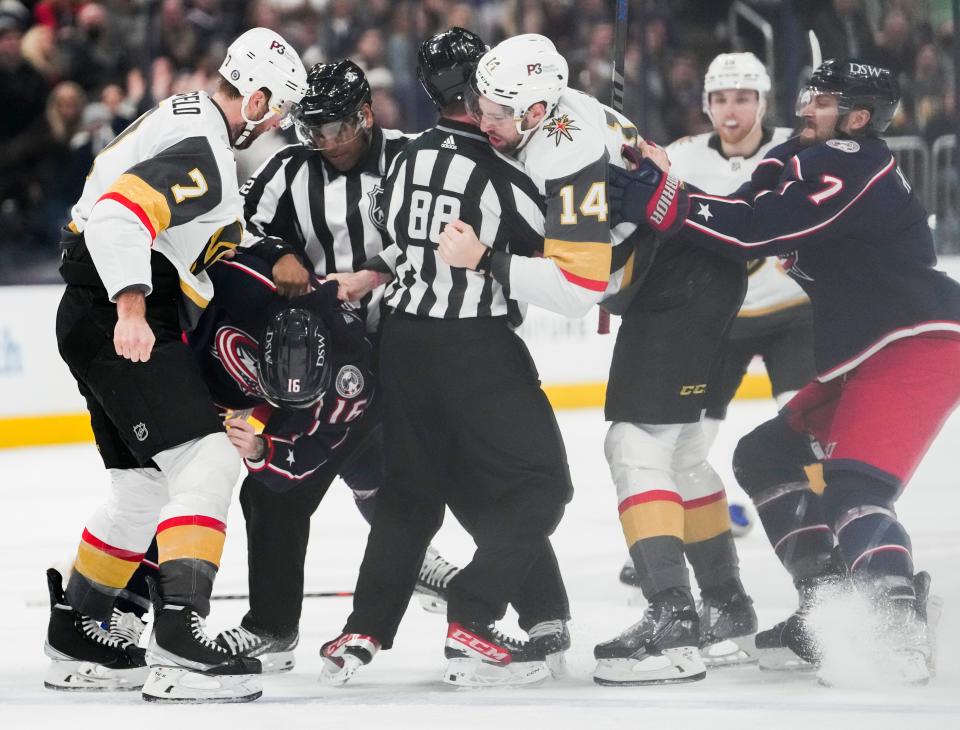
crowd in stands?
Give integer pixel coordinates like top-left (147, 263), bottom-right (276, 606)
top-left (0, 0), bottom-right (956, 281)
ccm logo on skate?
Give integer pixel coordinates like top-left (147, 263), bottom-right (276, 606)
top-left (450, 627), bottom-right (510, 663)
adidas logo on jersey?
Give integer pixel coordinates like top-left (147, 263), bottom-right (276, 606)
top-left (441, 135), bottom-right (458, 150)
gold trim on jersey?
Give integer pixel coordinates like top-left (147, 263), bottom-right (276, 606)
top-left (179, 279), bottom-right (210, 309)
top-left (106, 173), bottom-right (172, 235)
top-left (737, 296), bottom-right (809, 318)
top-left (544, 238), bottom-right (611, 285)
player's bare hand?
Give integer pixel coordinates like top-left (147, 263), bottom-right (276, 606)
top-left (273, 253), bottom-right (312, 297)
top-left (224, 418), bottom-right (266, 460)
top-left (438, 219), bottom-right (485, 269)
top-left (639, 140), bottom-right (671, 174)
top-left (114, 290), bottom-right (155, 362)
top-left (327, 270), bottom-right (389, 301)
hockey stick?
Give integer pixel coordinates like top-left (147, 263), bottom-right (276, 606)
top-left (598, 0), bottom-right (629, 335)
top-left (211, 589), bottom-right (354, 601)
top-left (808, 30), bottom-right (822, 72)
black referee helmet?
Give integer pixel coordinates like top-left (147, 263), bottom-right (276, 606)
top-left (417, 27), bottom-right (487, 109)
top-left (292, 60), bottom-right (372, 150)
top-left (257, 307), bottom-right (332, 409)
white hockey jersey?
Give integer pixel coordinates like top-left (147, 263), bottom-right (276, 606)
top-left (70, 90), bottom-right (244, 328)
top-left (504, 88), bottom-right (641, 317)
top-left (666, 128), bottom-right (809, 317)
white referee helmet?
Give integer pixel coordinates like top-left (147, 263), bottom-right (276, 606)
top-left (219, 27), bottom-right (309, 146)
top-left (701, 52), bottom-right (771, 124)
top-left (472, 33), bottom-right (568, 124)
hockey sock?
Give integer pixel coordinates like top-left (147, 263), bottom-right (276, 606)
top-left (678, 461), bottom-right (741, 592)
top-left (821, 469), bottom-right (913, 583)
top-left (115, 537), bottom-right (159, 618)
top-left (67, 528), bottom-right (147, 622)
top-left (734, 417), bottom-right (834, 582)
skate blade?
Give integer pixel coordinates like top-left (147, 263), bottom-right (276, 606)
top-left (416, 592), bottom-right (447, 614)
top-left (442, 658), bottom-right (551, 687)
top-left (257, 650), bottom-right (295, 674)
top-left (319, 654), bottom-right (365, 687)
top-left (593, 646), bottom-right (706, 686)
top-left (756, 647), bottom-right (816, 672)
top-left (702, 636), bottom-right (759, 668)
top-left (44, 659), bottom-right (148, 691)
top-left (141, 666), bottom-right (261, 703)
top-left (926, 594), bottom-right (943, 676)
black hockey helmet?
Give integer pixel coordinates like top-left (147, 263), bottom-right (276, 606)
top-left (417, 27), bottom-right (487, 108)
top-left (796, 58), bottom-right (900, 134)
top-left (292, 60), bottom-right (371, 149)
top-left (257, 306), bottom-right (332, 409)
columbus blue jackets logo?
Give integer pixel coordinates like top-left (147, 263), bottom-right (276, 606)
top-left (335, 365), bottom-right (364, 398)
top-left (545, 115), bottom-right (579, 146)
top-left (213, 326), bottom-right (262, 397)
top-left (367, 184), bottom-right (385, 230)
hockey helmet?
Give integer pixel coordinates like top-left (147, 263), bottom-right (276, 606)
top-left (417, 27), bottom-right (488, 109)
top-left (219, 27), bottom-right (308, 145)
top-left (292, 60), bottom-right (372, 150)
top-left (796, 58), bottom-right (900, 134)
top-left (257, 306), bottom-right (332, 409)
top-left (470, 34), bottom-right (568, 124)
top-left (702, 52), bottom-right (771, 118)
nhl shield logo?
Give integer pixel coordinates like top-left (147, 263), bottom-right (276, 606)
top-left (335, 365), bottom-right (364, 398)
top-left (367, 185), bottom-right (386, 230)
top-left (133, 422), bottom-right (149, 442)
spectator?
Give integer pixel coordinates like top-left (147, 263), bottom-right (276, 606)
top-left (874, 7), bottom-right (916, 80)
top-left (62, 3), bottom-right (130, 93)
top-left (20, 23), bottom-right (61, 84)
top-left (913, 41), bottom-right (953, 133)
top-left (320, 0), bottom-right (361, 59)
top-left (32, 0), bottom-right (80, 32)
top-left (809, 0), bottom-right (877, 63)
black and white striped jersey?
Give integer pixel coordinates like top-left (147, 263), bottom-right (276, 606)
top-left (375, 118), bottom-right (546, 326)
top-left (239, 125), bottom-right (408, 330)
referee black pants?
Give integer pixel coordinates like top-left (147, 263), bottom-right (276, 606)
top-left (344, 313), bottom-right (572, 647)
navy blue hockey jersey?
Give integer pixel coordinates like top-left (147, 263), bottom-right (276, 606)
top-left (677, 135), bottom-right (960, 380)
top-left (189, 252), bottom-right (375, 491)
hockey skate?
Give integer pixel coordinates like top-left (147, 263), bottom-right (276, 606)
top-left (443, 621), bottom-right (551, 687)
top-left (319, 632), bottom-right (380, 686)
top-left (528, 619), bottom-right (571, 678)
top-left (415, 546), bottom-right (460, 614)
top-left (43, 568), bottom-right (149, 691)
top-left (755, 612), bottom-right (819, 671)
top-left (698, 587), bottom-right (758, 667)
top-left (142, 579), bottom-right (261, 703)
top-left (218, 625), bottom-right (298, 673)
top-left (593, 588), bottom-right (706, 686)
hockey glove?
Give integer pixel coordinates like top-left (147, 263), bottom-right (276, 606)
top-left (608, 158), bottom-right (689, 237)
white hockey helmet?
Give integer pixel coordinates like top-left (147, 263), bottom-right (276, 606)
top-left (473, 34), bottom-right (568, 121)
top-left (702, 52), bottom-right (771, 121)
top-left (219, 27), bottom-right (308, 145)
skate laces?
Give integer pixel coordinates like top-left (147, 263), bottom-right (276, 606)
top-left (419, 552), bottom-right (459, 590)
top-left (109, 609), bottom-right (146, 648)
top-left (190, 612), bottom-right (229, 654)
top-left (81, 616), bottom-right (124, 649)
top-left (528, 619), bottom-right (564, 640)
top-left (219, 626), bottom-right (263, 654)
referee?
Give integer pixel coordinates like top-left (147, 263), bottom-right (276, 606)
top-left (324, 28), bottom-right (573, 687)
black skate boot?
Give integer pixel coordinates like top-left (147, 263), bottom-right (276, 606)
top-left (320, 632), bottom-right (381, 686)
top-left (43, 568), bottom-right (149, 691)
top-left (698, 583), bottom-right (758, 667)
top-left (415, 546), bottom-right (460, 614)
top-left (141, 578), bottom-right (261, 703)
top-left (593, 587), bottom-right (706, 685)
top-left (444, 620), bottom-right (550, 686)
top-left (528, 619), bottom-right (571, 678)
top-left (218, 624), bottom-right (299, 674)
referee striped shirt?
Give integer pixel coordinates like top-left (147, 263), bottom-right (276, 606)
top-left (380, 118), bottom-right (545, 325)
top-left (240, 125), bottom-right (408, 330)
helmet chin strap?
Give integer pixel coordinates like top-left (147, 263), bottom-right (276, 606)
top-left (233, 92), bottom-right (277, 148)
top-left (512, 102), bottom-right (555, 152)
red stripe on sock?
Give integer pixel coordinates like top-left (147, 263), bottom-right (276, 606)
top-left (157, 515), bottom-right (227, 533)
top-left (80, 528), bottom-right (146, 562)
top-left (618, 490), bottom-right (683, 514)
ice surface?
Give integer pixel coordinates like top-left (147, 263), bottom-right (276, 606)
top-left (1, 402), bottom-right (958, 728)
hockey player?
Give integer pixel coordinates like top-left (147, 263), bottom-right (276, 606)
top-left (322, 28), bottom-right (572, 688)
top-left (188, 252), bottom-right (378, 673)
top-left (448, 34), bottom-right (755, 683)
top-left (46, 28), bottom-right (307, 702)
top-left (218, 61), bottom-right (459, 670)
top-left (609, 59), bottom-right (960, 684)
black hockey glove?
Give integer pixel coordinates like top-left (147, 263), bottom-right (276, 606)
top-left (608, 157), bottom-right (689, 237)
